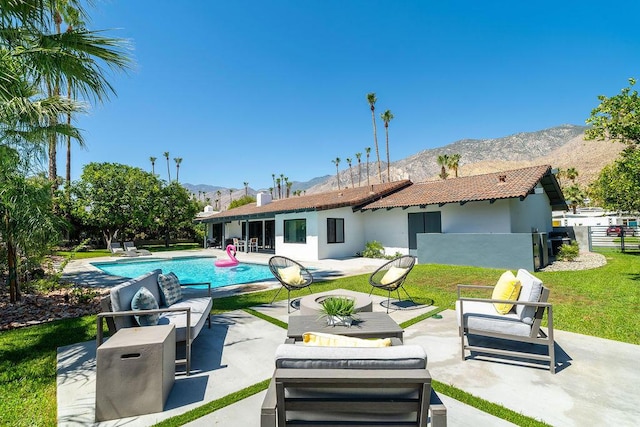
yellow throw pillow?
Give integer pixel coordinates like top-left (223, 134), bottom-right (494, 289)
top-left (492, 271), bottom-right (522, 314)
top-left (380, 266), bottom-right (407, 285)
top-left (302, 332), bottom-right (392, 347)
top-left (278, 265), bottom-right (305, 285)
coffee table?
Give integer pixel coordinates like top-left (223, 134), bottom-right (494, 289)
top-left (287, 312), bottom-right (404, 342)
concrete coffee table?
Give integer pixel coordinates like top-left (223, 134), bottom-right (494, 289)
top-left (287, 312), bottom-right (404, 342)
top-left (298, 288), bottom-right (373, 315)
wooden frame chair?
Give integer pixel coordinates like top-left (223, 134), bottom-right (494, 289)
top-left (268, 256), bottom-right (313, 313)
top-left (369, 255), bottom-right (417, 312)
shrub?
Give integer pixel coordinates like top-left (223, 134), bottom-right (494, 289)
top-left (557, 241), bottom-right (580, 261)
top-left (362, 241), bottom-right (385, 258)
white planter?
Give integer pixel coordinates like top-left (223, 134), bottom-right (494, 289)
top-left (326, 315), bottom-right (353, 327)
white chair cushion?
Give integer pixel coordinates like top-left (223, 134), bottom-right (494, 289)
top-left (515, 269), bottom-right (544, 324)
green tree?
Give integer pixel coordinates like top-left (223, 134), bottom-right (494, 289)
top-left (228, 194), bottom-right (256, 209)
top-left (346, 157), bottom-right (354, 188)
top-left (174, 157), bottom-right (182, 182)
top-left (381, 109), bottom-right (394, 182)
top-left (244, 181), bottom-right (249, 196)
top-left (150, 156), bottom-right (157, 175)
top-left (0, 146), bottom-right (65, 303)
top-left (565, 167), bottom-right (578, 183)
top-left (448, 153), bottom-right (461, 178)
top-left (437, 154), bottom-right (450, 179)
top-left (586, 78), bottom-right (640, 145)
top-left (589, 148), bottom-right (640, 213)
top-left (365, 147), bottom-right (371, 187)
top-left (564, 184), bottom-right (586, 214)
top-left (367, 93), bottom-right (382, 182)
top-left (286, 180), bottom-right (293, 198)
top-left (332, 157), bottom-right (341, 190)
top-left (355, 152), bottom-right (362, 186)
top-left (72, 162), bottom-right (160, 248)
top-left (163, 151), bottom-right (171, 181)
top-left (155, 181), bottom-right (199, 247)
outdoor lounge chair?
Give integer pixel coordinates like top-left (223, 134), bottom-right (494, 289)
top-left (268, 256), bottom-right (313, 313)
top-left (124, 241), bottom-right (152, 256)
top-left (369, 255), bottom-right (417, 312)
top-left (109, 242), bottom-right (138, 257)
top-left (456, 269), bottom-right (556, 373)
top-left (260, 341), bottom-right (447, 427)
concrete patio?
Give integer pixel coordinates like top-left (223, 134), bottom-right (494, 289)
top-left (58, 251), bottom-right (640, 426)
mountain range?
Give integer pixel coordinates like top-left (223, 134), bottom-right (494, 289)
top-left (184, 124), bottom-right (625, 209)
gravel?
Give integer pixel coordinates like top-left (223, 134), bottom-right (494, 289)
top-left (538, 251), bottom-right (607, 272)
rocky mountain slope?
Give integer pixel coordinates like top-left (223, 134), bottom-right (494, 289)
top-left (186, 124), bottom-right (624, 208)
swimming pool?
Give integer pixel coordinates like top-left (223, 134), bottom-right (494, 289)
top-left (91, 256), bottom-right (274, 289)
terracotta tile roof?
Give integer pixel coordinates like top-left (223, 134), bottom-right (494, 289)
top-left (360, 165), bottom-right (563, 210)
top-left (197, 180), bottom-right (412, 222)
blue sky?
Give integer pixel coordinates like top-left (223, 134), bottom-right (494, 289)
top-left (66, 0), bottom-right (640, 190)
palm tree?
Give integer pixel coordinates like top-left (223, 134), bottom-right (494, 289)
top-left (269, 187), bottom-right (274, 197)
top-left (346, 157), bottom-right (354, 188)
top-left (276, 178), bottom-right (281, 199)
top-left (565, 167), bottom-right (579, 184)
top-left (380, 109), bottom-right (394, 182)
top-left (448, 153), bottom-right (461, 178)
top-left (367, 93), bottom-right (382, 182)
top-left (437, 154), bottom-right (450, 179)
top-left (163, 152), bottom-right (171, 181)
top-left (564, 184), bottom-right (585, 214)
top-left (365, 147), bottom-right (371, 187)
top-left (243, 181), bottom-right (249, 196)
top-left (174, 157), bottom-right (182, 182)
top-left (150, 156), bottom-right (157, 175)
top-left (286, 181), bottom-right (293, 198)
top-left (271, 173), bottom-right (276, 194)
top-left (332, 157), bottom-right (341, 190)
top-left (216, 190), bottom-right (221, 209)
top-left (280, 174), bottom-right (285, 198)
top-left (355, 152), bottom-right (362, 186)
top-left (228, 188), bottom-right (234, 207)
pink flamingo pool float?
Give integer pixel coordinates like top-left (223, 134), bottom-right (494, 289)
top-left (215, 244), bottom-right (239, 267)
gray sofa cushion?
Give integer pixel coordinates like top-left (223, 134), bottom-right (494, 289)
top-left (110, 269), bottom-right (162, 329)
top-left (275, 343), bottom-right (427, 369)
top-left (456, 300), bottom-right (532, 337)
top-left (516, 269), bottom-right (543, 324)
top-left (158, 297), bottom-right (213, 342)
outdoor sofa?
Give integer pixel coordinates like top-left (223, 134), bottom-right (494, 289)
top-left (97, 269), bottom-right (213, 375)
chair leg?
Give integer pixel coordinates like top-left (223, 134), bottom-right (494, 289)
top-left (271, 286), bottom-right (283, 304)
top-left (287, 289), bottom-right (291, 314)
top-left (400, 286), bottom-right (415, 304)
top-left (386, 290), bottom-right (391, 314)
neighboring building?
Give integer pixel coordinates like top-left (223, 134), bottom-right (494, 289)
top-left (196, 165), bottom-right (566, 270)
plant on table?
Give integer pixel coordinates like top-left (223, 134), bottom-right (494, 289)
top-left (319, 296), bottom-right (357, 326)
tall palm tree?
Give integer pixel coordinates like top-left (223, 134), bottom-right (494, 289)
top-left (332, 157), bottom-right (341, 190)
top-left (346, 157), bottom-right (354, 188)
top-left (448, 153), bottom-right (461, 178)
top-left (437, 154), bottom-right (450, 180)
top-left (380, 109), bottom-right (394, 182)
top-left (286, 181), bottom-right (293, 198)
top-left (365, 147), bottom-right (371, 187)
top-left (565, 167), bottom-right (579, 184)
top-left (243, 181), bottom-right (249, 196)
top-left (174, 157), bottom-right (182, 182)
top-left (163, 152), bottom-right (171, 181)
top-left (276, 178), bottom-right (281, 199)
top-left (228, 188), bottom-right (234, 207)
top-left (367, 93), bottom-right (382, 182)
top-left (150, 156), bottom-right (157, 175)
top-left (355, 152), bottom-right (362, 186)
top-left (271, 173), bottom-right (276, 195)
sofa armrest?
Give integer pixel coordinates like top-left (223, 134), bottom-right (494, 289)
top-left (429, 389), bottom-right (447, 427)
top-left (275, 367), bottom-right (431, 384)
top-left (96, 306), bottom-right (191, 347)
top-left (260, 377), bottom-right (277, 427)
top-left (458, 296), bottom-right (552, 308)
top-left (181, 281), bottom-right (212, 297)
top-left (457, 284), bottom-right (493, 299)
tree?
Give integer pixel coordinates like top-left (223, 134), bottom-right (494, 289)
top-left (72, 162), bottom-right (159, 248)
top-left (332, 157), bottom-right (341, 190)
top-left (448, 153), bottom-right (461, 178)
top-left (437, 154), bottom-right (450, 179)
top-left (346, 157), bottom-right (354, 188)
top-left (355, 152), bottom-right (362, 186)
top-left (244, 181), bottom-right (249, 196)
top-left (155, 181), bottom-right (199, 247)
top-left (564, 184), bottom-right (586, 214)
top-left (163, 152), bottom-right (171, 181)
top-left (174, 157), bottom-right (182, 182)
top-left (367, 93), bottom-right (382, 182)
top-left (565, 167), bottom-right (578, 183)
top-left (0, 146), bottom-right (65, 302)
top-left (586, 78), bottom-right (640, 146)
top-left (286, 180), bottom-right (293, 198)
top-left (271, 173), bottom-right (276, 194)
top-left (381, 109), bottom-right (394, 182)
top-left (228, 194), bottom-right (256, 210)
top-left (216, 190), bottom-right (221, 209)
top-left (228, 188), bottom-right (234, 207)
top-left (589, 148), bottom-right (640, 213)
top-left (365, 147), bottom-right (371, 187)
top-left (276, 178), bottom-right (281, 199)
top-left (150, 156), bottom-right (157, 175)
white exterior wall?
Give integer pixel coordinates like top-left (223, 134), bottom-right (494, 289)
top-left (225, 222), bottom-right (243, 240)
top-left (362, 209), bottom-right (410, 256)
top-left (509, 187), bottom-right (553, 232)
top-left (442, 201), bottom-right (511, 233)
top-left (316, 207), bottom-right (365, 259)
top-left (275, 211), bottom-right (319, 261)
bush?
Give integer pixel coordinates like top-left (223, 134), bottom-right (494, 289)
top-left (557, 241), bottom-right (580, 261)
top-left (361, 241), bottom-right (385, 258)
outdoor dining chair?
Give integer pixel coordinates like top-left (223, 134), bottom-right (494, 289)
top-left (369, 255), bottom-right (417, 312)
top-left (268, 256), bottom-right (313, 313)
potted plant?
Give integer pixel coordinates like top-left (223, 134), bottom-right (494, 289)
top-left (320, 296), bottom-right (356, 327)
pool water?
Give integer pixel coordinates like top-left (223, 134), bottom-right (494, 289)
top-left (91, 257), bottom-right (274, 289)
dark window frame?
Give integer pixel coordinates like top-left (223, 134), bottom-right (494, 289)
top-left (284, 218), bottom-right (307, 243)
top-left (327, 218), bottom-right (345, 244)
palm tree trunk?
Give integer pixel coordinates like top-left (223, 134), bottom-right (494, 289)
top-left (385, 126), bottom-right (390, 182)
top-left (371, 109), bottom-right (381, 182)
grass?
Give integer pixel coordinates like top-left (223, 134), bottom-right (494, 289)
top-left (1, 249), bottom-right (638, 426)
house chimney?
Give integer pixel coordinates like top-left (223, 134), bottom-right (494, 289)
top-left (498, 175), bottom-right (507, 183)
top-left (257, 192), bottom-right (272, 206)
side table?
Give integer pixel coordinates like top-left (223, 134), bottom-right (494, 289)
top-left (95, 325), bottom-right (175, 421)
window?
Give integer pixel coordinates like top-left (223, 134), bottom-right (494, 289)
top-left (284, 219), bottom-right (306, 243)
top-left (327, 218), bottom-right (344, 243)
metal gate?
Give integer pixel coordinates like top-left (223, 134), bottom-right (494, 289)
top-left (589, 225), bottom-right (640, 252)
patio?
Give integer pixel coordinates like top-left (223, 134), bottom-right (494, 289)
top-left (57, 272), bottom-right (640, 426)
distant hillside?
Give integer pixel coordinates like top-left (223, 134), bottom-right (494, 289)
top-left (186, 124), bottom-right (624, 209)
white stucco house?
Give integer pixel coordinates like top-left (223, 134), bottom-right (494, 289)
top-left (196, 165), bottom-right (566, 270)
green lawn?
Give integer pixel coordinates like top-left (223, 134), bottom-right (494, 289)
top-left (1, 249), bottom-right (638, 426)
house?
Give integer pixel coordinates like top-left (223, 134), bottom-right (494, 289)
top-left (196, 165), bottom-right (566, 270)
